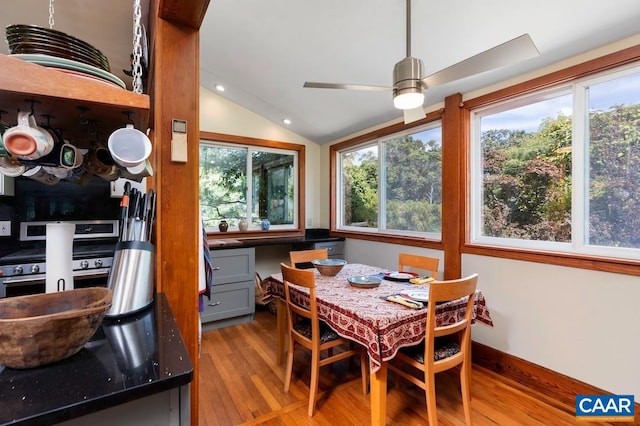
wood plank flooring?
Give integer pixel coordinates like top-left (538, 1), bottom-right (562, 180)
top-left (198, 307), bottom-right (619, 425)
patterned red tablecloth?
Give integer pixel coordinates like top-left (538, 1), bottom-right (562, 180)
top-left (267, 263), bottom-right (493, 372)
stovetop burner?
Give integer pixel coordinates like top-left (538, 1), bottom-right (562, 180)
top-left (0, 220), bottom-right (119, 289)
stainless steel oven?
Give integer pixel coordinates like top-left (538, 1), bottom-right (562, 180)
top-left (0, 220), bottom-right (118, 298)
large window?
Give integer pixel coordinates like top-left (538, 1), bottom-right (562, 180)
top-left (336, 122), bottom-right (442, 238)
top-left (200, 138), bottom-right (298, 232)
top-left (471, 64), bottom-right (640, 259)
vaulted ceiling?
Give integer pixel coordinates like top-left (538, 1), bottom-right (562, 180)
top-left (2, 0), bottom-right (640, 144)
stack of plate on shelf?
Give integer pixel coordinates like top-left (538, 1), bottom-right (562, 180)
top-left (5, 24), bottom-right (125, 89)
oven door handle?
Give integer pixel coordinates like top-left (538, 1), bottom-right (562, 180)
top-left (1, 276), bottom-right (47, 285)
top-left (1, 269), bottom-right (111, 286)
top-left (70, 269), bottom-right (111, 280)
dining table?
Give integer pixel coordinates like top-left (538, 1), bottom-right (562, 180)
top-left (265, 263), bottom-right (494, 426)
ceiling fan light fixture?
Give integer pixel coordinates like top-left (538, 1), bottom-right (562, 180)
top-left (393, 89), bottom-right (424, 110)
top-left (392, 56), bottom-right (425, 109)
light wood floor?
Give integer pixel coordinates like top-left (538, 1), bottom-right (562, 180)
top-left (198, 307), bottom-right (615, 425)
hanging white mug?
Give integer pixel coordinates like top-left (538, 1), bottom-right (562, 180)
top-left (2, 111), bottom-right (55, 160)
top-left (107, 124), bottom-right (152, 168)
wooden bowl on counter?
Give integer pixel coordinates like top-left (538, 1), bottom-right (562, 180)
top-left (0, 287), bottom-right (112, 369)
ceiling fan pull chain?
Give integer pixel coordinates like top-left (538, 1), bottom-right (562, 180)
top-left (132, 0), bottom-right (144, 94)
top-left (48, 0), bottom-right (55, 29)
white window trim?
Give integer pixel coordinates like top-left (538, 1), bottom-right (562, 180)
top-left (335, 121), bottom-right (442, 240)
top-left (470, 63), bottom-right (640, 261)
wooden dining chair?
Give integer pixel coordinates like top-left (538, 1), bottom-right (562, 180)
top-left (280, 262), bottom-right (368, 417)
top-left (289, 248), bottom-right (328, 269)
top-left (388, 273), bottom-right (479, 425)
top-left (398, 252), bottom-right (439, 277)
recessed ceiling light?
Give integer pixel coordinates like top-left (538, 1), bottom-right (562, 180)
top-left (282, 118), bottom-right (291, 125)
top-left (215, 84), bottom-right (225, 92)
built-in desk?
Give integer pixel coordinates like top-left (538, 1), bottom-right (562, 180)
top-left (203, 230), bottom-right (344, 329)
top-left (0, 293), bottom-right (193, 426)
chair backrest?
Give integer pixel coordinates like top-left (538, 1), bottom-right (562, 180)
top-left (289, 248), bottom-right (328, 269)
top-left (398, 253), bottom-right (439, 277)
top-left (426, 274), bottom-right (478, 356)
top-left (280, 262), bottom-right (319, 337)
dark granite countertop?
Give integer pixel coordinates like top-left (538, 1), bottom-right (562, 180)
top-left (208, 228), bottom-right (343, 250)
top-left (0, 293), bottom-right (193, 426)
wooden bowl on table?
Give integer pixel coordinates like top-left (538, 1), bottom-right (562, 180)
top-left (0, 287), bottom-right (112, 369)
top-left (311, 259), bottom-right (347, 276)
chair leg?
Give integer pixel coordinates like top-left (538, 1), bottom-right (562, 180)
top-left (425, 373), bottom-right (438, 426)
top-left (460, 361), bottom-right (472, 425)
top-left (308, 348), bottom-right (321, 417)
top-left (284, 339), bottom-right (295, 393)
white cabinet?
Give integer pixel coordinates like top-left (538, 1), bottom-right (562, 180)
top-left (201, 247), bottom-right (255, 329)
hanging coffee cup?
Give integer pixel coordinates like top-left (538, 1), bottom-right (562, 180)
top-left (124, 159), bottom-right (153, 179)
top-left (59, 143), bottom-right (84, 169)
top-left (84, 145), bottom-right (120, 180)
top-left (107, 124), bottom-right (152, 168)
top-left (22, 165), bottom-right (59, 185)
top-left (0, 156), bottom-right (27, 177)
top-left (2, 111), bottom-right (55, 160)
top-left (42, 166), bottom-right (72, 180)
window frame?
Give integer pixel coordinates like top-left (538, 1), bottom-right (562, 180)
top-left (461, 44), bottom-right (640, 276)
top-left (469, 85), bottom-right (575, 252)
top-left (330, 111), bottom-right (445, 249)
top-left (199, 131), bottom-right (306, 238)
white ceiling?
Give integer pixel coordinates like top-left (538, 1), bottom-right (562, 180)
top-left (2, 1), bottom-right (640, 144)
top-left (199, 0), bottom-right (640, 143)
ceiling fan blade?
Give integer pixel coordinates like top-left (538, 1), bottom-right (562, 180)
top-left (403, 106), bottom-right (426, 124)
top-left (304, 81), bottom-right (391, 91)
top-left (422, 33), bottom-right (539, 88)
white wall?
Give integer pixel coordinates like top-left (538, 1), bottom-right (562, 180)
top-left (345, 239), bottom-right (444, 279)
top-left (464, 255), bottom-right (640, 399)
top-left (199, 87), bottom-right (322, 229)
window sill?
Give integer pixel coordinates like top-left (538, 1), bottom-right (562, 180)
top-left (332, 230), bottom-right (443, 250)
top-left (463, 243), bottom-right (640, 277)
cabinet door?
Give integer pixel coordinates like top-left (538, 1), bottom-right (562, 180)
top-left (313, 241), bottom-right (344, 258)
top-left (210, 247), bottom-right (255, 285)
top-left (201, 280), bottom-right (255, 323)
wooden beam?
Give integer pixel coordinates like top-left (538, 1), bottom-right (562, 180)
top-left (442, 93), bottom-right (463, 279)
top-left (159, 0), bottom-right (211, 29)
top-left (150, 0), bottom-right (208, 422)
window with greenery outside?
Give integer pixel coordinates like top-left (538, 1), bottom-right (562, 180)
top-left (338, 124), bottom-right (442, 237)
top-left (478, 93), bottom-right (573, 243)
top-left (474, 67), bottom-right (640, 256)
top-left (200, 142), bottom-right (296, 230)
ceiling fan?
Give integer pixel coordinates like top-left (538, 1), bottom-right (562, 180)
top-left (303, 0), bottom-right (539, 124)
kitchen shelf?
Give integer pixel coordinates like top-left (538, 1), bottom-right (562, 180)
top-left (0, 53), bottom-right (150, 147)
